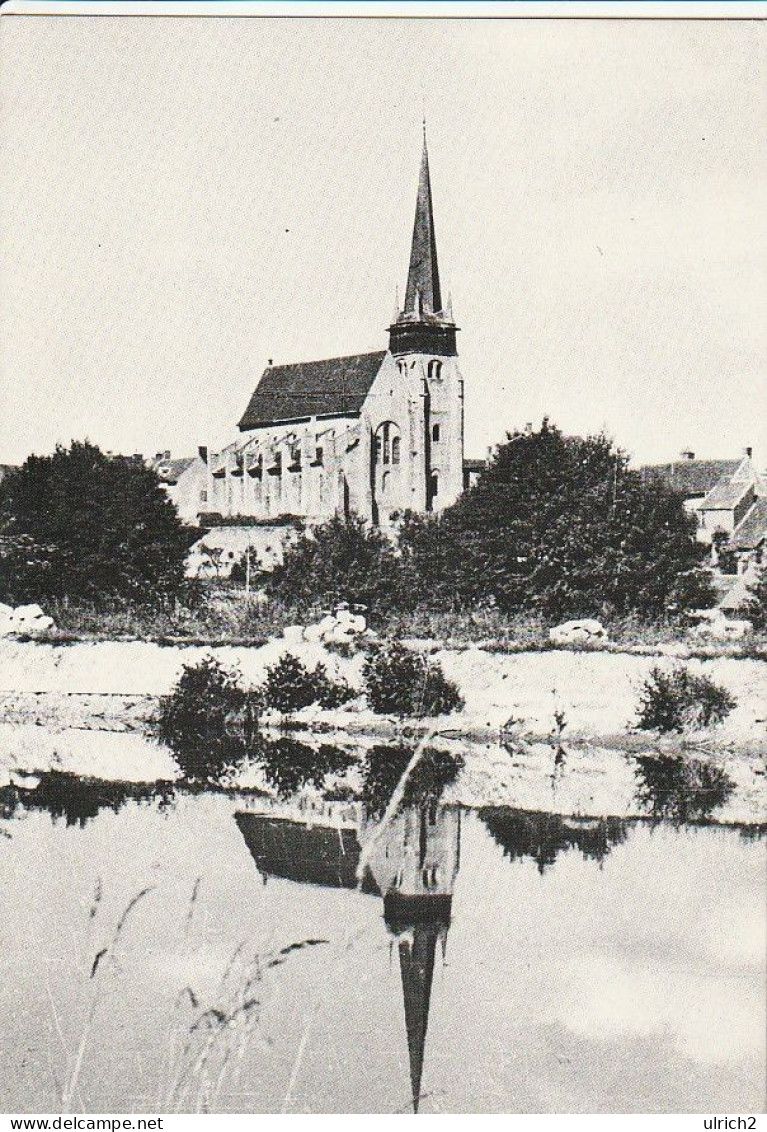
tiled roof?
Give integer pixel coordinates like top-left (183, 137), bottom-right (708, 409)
top-left (700, 479), bottom-right (754, 511)
top-left (238, 351), bottom-right (387, 431)
top-left (639, 459), bottom-right (740, 497)
top-left (729, 498), bottom-right (767, 551)
top-left (463, 458), bottom-right (487, 473)
top-left (152, 456), bottom-right (197, 484)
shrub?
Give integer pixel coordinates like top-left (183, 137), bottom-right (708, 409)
top-left (0, 441), bottom-right (196, 605)
top-left (265, 515), bottom-right (408, 614)
top-left (635, 665), bottom-right (736, 733)
top-left (261, 652), bottom-right (354, 713)
top-left (157, 656), bottom-right (255, 780)
top-left (362, 641), bottom-right (463, 717)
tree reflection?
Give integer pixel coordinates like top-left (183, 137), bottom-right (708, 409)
top-left (479, 808), bottom-right (628, 874)
top-left (0, 772), bottom-right (176, 828)
top-left (361, 744), bottom-right (464, 817)
top-left (633, 754), bottom-right (735, 824)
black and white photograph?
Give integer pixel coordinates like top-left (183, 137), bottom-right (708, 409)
top-left (0, 2), bottom-right (765, 1118)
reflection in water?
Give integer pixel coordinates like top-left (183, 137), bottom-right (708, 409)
top-left (236, 741), bottom-right (464, 1112)
top-left (479, 808), bottom-right (629, 874)
top-left (633, 754), bottom-right (735, 824)
top-left (361, 744), bottom-right (464, 816)
top-left (255, 737), bottom-right (355, 798)
top-left (0, 771), bottom-right (176, 828)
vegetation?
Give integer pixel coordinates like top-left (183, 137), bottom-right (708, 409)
top-left (744, 565), bottom-right (767, 631)
top-left (633, 753), bottom-right (735, 823)
top-left (157, 656), bottom-right (256, 780)
top-left (0, 441), bottom-right (195, 605)
top-left (362, 640), bottom-right (463, 717)
top-left (265, 514), bottom-right (404, 614)
top-left (263, 421), bottom-right (714, 624)
top-left (635, 665), bottom-right (737, 732)
top-left (399, 421), bottom-right (714, 621)
top-left (261, 652), bottom-right (354, 713)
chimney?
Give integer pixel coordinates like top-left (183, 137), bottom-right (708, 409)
top-left (268, 358), bottom-right (273, 367)
top-left (680, 449), bottom-right (695, 461)
top-left (198, 445), bottom-right (208, 464)
top-left (743, 446), bottom-right (753, 459)
top-left (164, 450), bottom-right (171, 461)
top-left (155, 452), bottom-right (162, 462)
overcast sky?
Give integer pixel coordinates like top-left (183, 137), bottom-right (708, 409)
top-left (0, 15), bottom-right (764, 467)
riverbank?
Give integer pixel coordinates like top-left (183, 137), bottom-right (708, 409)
top-left (0, 636), bottom-right (765, 752)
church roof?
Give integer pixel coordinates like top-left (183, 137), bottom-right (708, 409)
top-left (238, 351), bottom-right (387, 431)
top-left (234, 812), bottom-right (380, 894)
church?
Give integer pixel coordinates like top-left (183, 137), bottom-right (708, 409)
top-left (205, 129), bottom-right (465, 528)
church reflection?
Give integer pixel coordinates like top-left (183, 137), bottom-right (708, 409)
top-left (233, 743), bottom-right (634, 1113)
top-left (234, 745), bottom-right (463, 1113)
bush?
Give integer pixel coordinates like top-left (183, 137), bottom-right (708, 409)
top-left (636, 665), bottom-right (736, 733)
top-left (362, 641), bottom-right (463, 717)
top-left (265, 515), bottom-right (408, 614)
top-left (262, 652), bottom-right (354, 713)
top-left (0, 441), bottom-right (196, 605)
top-left (157, 656), bottom-right (255, 780)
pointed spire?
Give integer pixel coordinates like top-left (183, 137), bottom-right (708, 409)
top-left (404, 126), bottom-right (442, 317)
top-left (398, 927), bottom-right (439, 1114)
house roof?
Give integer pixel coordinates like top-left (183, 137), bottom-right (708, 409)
top-left (238, 351), bottom-right (387, 431)
top-left (700, 478), bottom-right (754, 511)
top-left (639, 459), bottom-right (740, 497)
top-left (153, 456), bottom-right (197, 484)
top-left (729, 498), bottom-right (767, 551)
top-left (463, 457), bottom-right (487, 473)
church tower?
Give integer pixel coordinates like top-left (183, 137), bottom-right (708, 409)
top-left (388, 127), bottom-right (464, 513)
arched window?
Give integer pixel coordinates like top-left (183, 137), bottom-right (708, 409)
top-left (374, 422), bottom-right (400, 467)
top-left (428, 359), bottom-right (443, 381)
top-left (397, 360), bottom-right (407, 377)
top-left (381, 471), bottom-right (390, 496)
top-left (429, 471), bottom-right (439, 499)
top-left (431, 423), bottom-right (440, 444)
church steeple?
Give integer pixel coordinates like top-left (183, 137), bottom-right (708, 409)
top-left (404, 126), bottom-right (442, 317)
top-left (389, 128), bottom-right (458, 357)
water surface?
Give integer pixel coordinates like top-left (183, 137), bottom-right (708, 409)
top-left (0, 744), bottom-right (764, 1114)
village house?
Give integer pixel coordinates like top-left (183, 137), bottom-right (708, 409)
top-left (641, 448), bottom-right (767, 607)
top-left (204, 129), bottom-right (465, 533)
top-left (150, 449), bottom-right (209, 526)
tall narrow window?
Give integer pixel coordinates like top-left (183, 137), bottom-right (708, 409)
top-left (432, 423), bottom-right (440, 443)
top-left (430, 472), bottom-right (439, 499)
top-left (428, 360), bottom-right (443, 381)
top-left (391, 435), bottom-right (400, 465)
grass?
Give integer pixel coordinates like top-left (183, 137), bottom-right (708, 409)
top-left (24, 588), bottom-right (767, 660)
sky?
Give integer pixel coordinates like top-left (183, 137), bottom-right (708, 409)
top-left (0, 14), bottom-right (765, 467)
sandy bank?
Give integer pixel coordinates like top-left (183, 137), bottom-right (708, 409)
top-left (0, 637), bottom-right (765, 751)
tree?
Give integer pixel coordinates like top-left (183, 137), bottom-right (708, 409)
top-left (266, 514), bottom-right (405, 613)
top-left (744, 564), bottom-right (767, 630)
top-left (400, 420), bottom-right (713, 622)
top-left (0, 440), bottom-right (196, 604)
